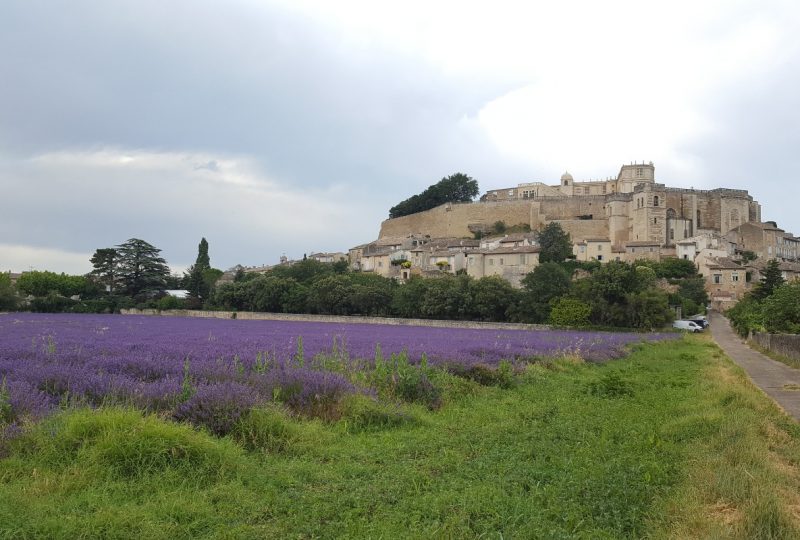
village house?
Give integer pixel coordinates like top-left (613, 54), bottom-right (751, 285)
top-left (573, 238), bottom-right (612, 262)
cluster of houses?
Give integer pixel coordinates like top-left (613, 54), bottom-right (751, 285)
top-left (220, 218), bottom-right (799, 313)
top-left (345, 219), bottom-right (800, 310)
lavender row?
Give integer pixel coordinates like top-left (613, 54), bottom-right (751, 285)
top-left (0, 314), bottom-right (677, 434)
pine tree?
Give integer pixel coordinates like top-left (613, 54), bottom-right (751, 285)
top-left (116, 239), bottom-right (170, 296)
top-left (89, 248), bottom-right (118, 294)
top-left (754, 259), bottom-right (785, 300)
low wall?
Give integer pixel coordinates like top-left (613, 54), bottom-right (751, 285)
top-left (120, 308), bottom-right (551, 332)
top-left (751, 332), bottom-right (800, 362)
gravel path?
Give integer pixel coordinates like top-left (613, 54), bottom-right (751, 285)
top-left (709, 311), bottom-right (800, 422)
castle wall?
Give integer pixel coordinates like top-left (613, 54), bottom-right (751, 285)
top-left (378, 200), bottom-right (535, 239)
top-left (551, 219), bottom-right (609, 241)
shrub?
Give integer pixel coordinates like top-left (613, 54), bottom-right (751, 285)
top-left (338, 394), bottom-right (414, 433)
top-left (232, 405), bottom-right (301, 453)
top-left (587, 371), bottom-right (634, 398)
top-left (173, 382), bottom-right (262, 436)
top-left (549, 297), bottom-right (592, 327)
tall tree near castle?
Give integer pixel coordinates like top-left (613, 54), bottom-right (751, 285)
top-left (754, 259), bottom-right (785, 300)
top-left (538, 222), bottom-right (573, 263)
top-left (389, 173), bottom-right (479, 218)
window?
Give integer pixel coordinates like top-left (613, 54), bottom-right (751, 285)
top-left (670, 228), bottom-right (674, 240)
top-left (489, 259), bottom-right (494, 266)
top-left (520, 254), bottom-right (526, 264)
top-left (580, 245), bottom-right (586, 253)
top-left (653, 218), bottom-right (657, 225)
top-left (654, 195), bottom-right (659, 206)
top-left (468, 257), bottom-right (474, 266)
top-left (732, 273), bottom-right (739, 282)
top-left (597, 244), bottom-right (603, 251)
top-left (636, 167), bottom-right (643, 178)
top-left (378, 261), bottom-right (383, 268)
top-left (499, 258), bottom-right (504, 265)
top-left (713, 274), bottom-right (722, 284)
top-left (597, 255), bottom-right (603, 261)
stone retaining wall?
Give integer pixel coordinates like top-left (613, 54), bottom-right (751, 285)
top-left (751, 332), bottom-right (800, 362)
top-left (120, 308), bottom-right (551, 331)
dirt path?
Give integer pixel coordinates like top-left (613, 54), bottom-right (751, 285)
top-left (709, 311), bottom-right (800, 422)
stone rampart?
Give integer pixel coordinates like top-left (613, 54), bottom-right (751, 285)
top-left (751, 332), bottom-right (800, 362)
top-left (379, 200), bottom-right (535, 239)
top-left (120, 308), bottom-right (552, 331)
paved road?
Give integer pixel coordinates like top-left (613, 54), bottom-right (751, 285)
top-left (709, 311), bottom-right (800, 422)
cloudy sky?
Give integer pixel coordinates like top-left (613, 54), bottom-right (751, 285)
top-left (2, 0), bottom-right (799, 275)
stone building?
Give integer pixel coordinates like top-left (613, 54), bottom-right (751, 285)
top-left (379, 162), bottom-right (762, 254)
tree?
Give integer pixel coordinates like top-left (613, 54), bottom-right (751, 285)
top-left (763, 282), bottom-right (800, 334)
top-left (468, 276), bottom-right (518, 321)
top-left (538, 223), bottom-right (573, 263)
top-left (515, 263), bottom-right (572, 322)
top-left (625, 289), bottom-right (673, 330)
top-left (0, 272), bottom-right (17, 310)
top-left (389, 173), bottom-right (479, 218)
top-left (187, 237), bottom-right (214, 300)
top-left (754, 259), bottom-right (784, 300)
top-left (16, 271), bottom-right (88, 298)
top-left (90, 248), bottom-right (118, 293)
top-left (116, 238), bottom-right (170, 296)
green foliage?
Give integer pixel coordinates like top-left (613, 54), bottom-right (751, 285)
top-left (468, 276), bottom-right (518, 321)
top-left (763, 282), bottom-right (800, 333)
top-left (492, 220), bottom-right (506, 234)
top-left (389, 172), bottom-right (479, 218)
top-left (2, 340), bottom-right (800, 538)
top-left (16, 271), bottom-right (88, 298)
top-left (726, 295), bottom-right (765, 337)
top-left (89, 248), bottom-right (118, 294)
top-left (538, 222), bottom-right (573, 263)
top-left (587, 371), bottom-right (634, 398)
top-left (156, 295), bottom-right (184, 311)
top-left (754, 259), bottom-right (785, 300)
top-left (625, 289), bottom-right (674, 330)
top-left (115, 238), bottom-right (170, 297)
top-left (514, 262), bottom-right (572, 323)
top-left (0, 272), bottom-right (17, 311)
top-left (741, 250), bottom-right (758, 263)
top-left (371, 351), bottom-right (442, 409)
top-left (549, 297), bottom-right (592, 326)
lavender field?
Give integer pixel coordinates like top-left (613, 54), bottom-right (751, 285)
top-left (0, 313), bottom-right (677, 435)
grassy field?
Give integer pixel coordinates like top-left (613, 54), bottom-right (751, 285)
top-left (1, 335), bottom-right (799, 538)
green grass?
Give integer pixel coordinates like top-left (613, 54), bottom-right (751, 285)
top-left (1, 336), bottom-right (799, 538)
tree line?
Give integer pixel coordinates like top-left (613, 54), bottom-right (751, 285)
top-left (210, 256), bottom-right (705, 330)
top-left (727, 259), bottom-right (800, 336)
top-left (1, 237), bottom-right (222, 313)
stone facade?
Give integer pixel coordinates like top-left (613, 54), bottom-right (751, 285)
top-left (379, 162), bottom-right (762, 253)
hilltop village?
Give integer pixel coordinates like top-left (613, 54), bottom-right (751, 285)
top-left (235, 162), bottom-right (799, 311)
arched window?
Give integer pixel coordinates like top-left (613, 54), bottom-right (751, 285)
top-left (654, 196), bottom-right (659, 207)
top-left (666, 208), bottom-right (677, 219)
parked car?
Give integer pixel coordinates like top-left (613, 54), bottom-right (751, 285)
top-left (687, 315), bottom-right (709, 328)
top-left (673, 320), bottom-right (704, 332)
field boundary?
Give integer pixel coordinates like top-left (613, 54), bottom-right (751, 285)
top-left (119, 308), bottom-right (553, 331)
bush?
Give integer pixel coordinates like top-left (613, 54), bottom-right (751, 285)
top-left (338, 394), bottom-right (414, 433)
top-left (549, 297), bottom-right (592, 327)
top-left (587, 371), bottom-right (634, 398)
top-left (173, 382), bottom-right (263, 436)
top-left (232, 405), bottom-right (302, 453)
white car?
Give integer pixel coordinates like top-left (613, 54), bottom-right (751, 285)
top-left (673, 320), bottom-right (704, 332)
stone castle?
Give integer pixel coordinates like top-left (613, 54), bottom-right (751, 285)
top-left (379, 162), bottom-right (761, 250)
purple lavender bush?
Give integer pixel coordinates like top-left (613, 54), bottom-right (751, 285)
top-left (173, 382), bottom-right (263, 436)
top-left (0, 313), bottom-right (678, 432)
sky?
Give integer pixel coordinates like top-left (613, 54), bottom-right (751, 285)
top-left (2, 0), bottom-right (799, 275)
